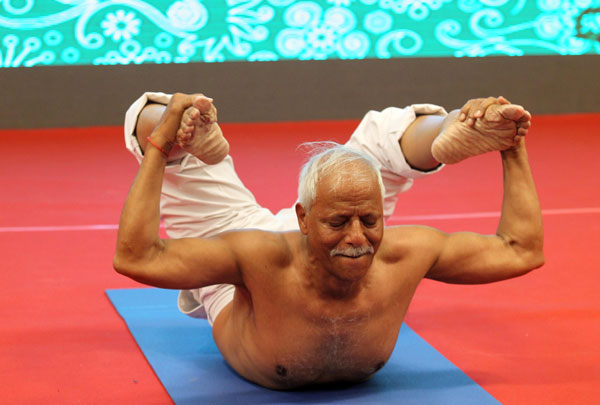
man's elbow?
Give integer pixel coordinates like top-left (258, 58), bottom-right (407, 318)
top-left (504, 250), bottom-right (544, 282)
top-left (508, 232), bottom-right (545, 274)
top-left (113, 238), bottom-right (154, 277)
top-left (113, 253), bottom-right (134, 278)
top-left (521, 246), bottom-right (545, 273)
top-left (113, 244), bottom-right (145, 279)
top-left (532, 249), bottom-right (546, 269)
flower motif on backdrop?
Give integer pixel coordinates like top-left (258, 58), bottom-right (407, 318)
top-left (101, 9), bottom-right (141, 42)
top-left (0, 0), bottom-right (597, 68)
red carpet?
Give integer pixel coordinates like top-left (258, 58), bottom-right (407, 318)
top-left (1, 113), bottom-right (599, 403)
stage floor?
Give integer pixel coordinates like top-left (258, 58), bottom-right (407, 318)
top-left (1, 113), bottom-right (599, 403)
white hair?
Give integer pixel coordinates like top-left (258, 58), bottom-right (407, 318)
top-left (297, 142), bottom-right (385, 211)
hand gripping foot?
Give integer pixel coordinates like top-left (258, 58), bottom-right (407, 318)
top-left (431, 101), bottom-right (529, 164)
top-left (176, 96), bottom-right (229, 165)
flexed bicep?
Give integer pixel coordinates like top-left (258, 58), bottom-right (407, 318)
top-left (114, 233), bottom-right (243, 290)
top-left (426, 230), bottom-right (539, 284)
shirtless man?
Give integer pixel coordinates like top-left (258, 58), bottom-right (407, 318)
top-left (113, 93), bottom-right (543, 390)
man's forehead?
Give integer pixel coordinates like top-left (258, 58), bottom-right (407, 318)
top-left (317, 170), bottom-right (379, 196)
top-left (320, 205), bottom-right (382, 218)
top-left (313, 182), bottom-right (382, 212)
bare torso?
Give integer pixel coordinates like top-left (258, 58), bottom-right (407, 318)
top-left (212, 230), bottom-right (428, 390)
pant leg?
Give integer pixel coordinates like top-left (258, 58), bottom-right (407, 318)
top-left (344, 104), bottom-right (447, 219)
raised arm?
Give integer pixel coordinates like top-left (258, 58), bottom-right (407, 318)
top-left (113, 93), bottom-right (242, 289)
top-left (423, 98), bottom-right (544, 283)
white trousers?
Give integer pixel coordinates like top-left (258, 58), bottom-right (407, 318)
top-left (124, 92), bottom-right (446, 324)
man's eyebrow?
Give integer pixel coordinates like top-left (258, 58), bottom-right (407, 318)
top-left (326, 214), bottom-right (348, 220)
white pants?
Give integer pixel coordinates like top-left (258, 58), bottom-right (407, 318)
top-left (124, 92), bottom-right (446, 324)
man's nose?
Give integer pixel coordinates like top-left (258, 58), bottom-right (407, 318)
top-left (345, 219), bottom-right (368, 246)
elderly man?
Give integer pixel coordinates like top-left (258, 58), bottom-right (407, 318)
top-left (114, 92), bottom-right (543, 390)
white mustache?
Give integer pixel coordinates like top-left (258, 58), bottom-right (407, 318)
top-left (330, 245), bottom-right (374, 258)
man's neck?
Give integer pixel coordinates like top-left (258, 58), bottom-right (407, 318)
top-left (300, 240), bottom-right (368, 301)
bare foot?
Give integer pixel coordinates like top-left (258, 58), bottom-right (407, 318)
top-left (176, 96), bottom-right (229, 165)
top-left (431, 97), bottom-right (531, 164)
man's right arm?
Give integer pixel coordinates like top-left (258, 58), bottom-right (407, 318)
top-left (113, 93), bottom-right (244, 289)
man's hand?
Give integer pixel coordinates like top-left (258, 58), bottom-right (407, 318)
top-left (150, 93), bottom-right (209, 147)
top-left (459, 96), bottom-right (531, 139)
top-left (432, 96), bottom-right (532, 164)
top-left (175, 95), bottom-right (229, 165)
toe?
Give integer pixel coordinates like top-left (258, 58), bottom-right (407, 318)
top-left (498, 104), bottom-right (526, 121)
top-left (182, 107), bottom-right (198, 126)
top-left (193, 96), bottom-right (213, 113)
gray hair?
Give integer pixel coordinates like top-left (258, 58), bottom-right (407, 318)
top-left (297, 142), bottom-right (385, 211)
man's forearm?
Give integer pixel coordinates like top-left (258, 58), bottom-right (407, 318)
top-left (114, 139), bottom-right (169, 267)
top-left (497, 139), bottom-right (545, 266)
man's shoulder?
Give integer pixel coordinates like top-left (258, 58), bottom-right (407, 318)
top-left (374, 225), bottom-right (446, 282)
top-left (379, 225), bottom-right (444, 259)
top-left (221, 229), bottom-right (298, 266)
top-left (382, 224), bottom-right (441, 241)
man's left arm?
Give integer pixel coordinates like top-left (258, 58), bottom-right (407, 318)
top-left (425, 137), bottom-right (545, 283)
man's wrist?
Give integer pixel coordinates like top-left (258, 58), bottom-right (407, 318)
top-left (500, 137), bottom-right (526, 159)
top-left (146, 135), bottom-right (173, 158)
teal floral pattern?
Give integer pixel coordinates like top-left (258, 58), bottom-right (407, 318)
top-left (0, 0), bottom-right (598, 67)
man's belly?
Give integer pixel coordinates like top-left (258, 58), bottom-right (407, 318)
top-left (236, 323), bottom-right (400, 390)
top-left (267, 346), bottom-right (390, 388)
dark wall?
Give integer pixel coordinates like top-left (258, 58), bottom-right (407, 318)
top-left (2, 55), bottom-right (598, 129)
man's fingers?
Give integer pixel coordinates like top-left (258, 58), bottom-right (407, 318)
top-left (193, 95), bottom-right (214, 113)
top-left (170, 93), bottom-right (204, 111)
top-left (498, 95), bottom-right (511, 105)
top-left (474, 97), bottom-right (501, 119)
top-left (204, 105), bottom-right (218, 123)
top-left (497, 104), bottom-right (527, 122)
top-left (518, 120), bottom-right (531, 129)
top-left (459, 99), bottom-right (479, 121)
top-left (458, 97), bottom-right (532, 135)
top-left (193, 96), bottom-right (217, 125)
top-left (516, 109), bottom-right (532, 123)
top-left (171, 93), bottom-right (212, 109)
top-left (457, 96), bottom-right (532, 139)
top-left (460, 97), bottom-right (501, 126)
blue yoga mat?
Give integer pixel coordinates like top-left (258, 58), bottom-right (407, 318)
top-left (106, 288), bottom-right (499, 404)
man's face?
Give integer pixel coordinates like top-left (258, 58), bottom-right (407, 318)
top-left (297, 165), bottom-right (384, 282)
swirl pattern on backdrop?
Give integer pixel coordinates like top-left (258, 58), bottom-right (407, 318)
top-left (0, 0), bottom-right (598, 67)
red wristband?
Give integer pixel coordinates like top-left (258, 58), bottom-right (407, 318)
top-left (146, 136), bottom-right (170, 158)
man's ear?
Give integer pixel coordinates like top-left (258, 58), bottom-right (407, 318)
top-left (295, 203), bottom-right (309, 235)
